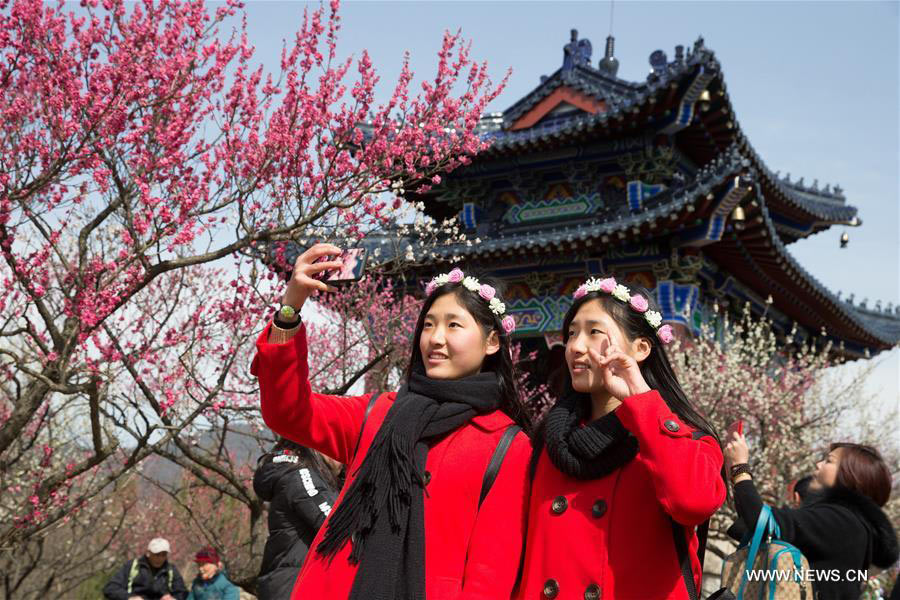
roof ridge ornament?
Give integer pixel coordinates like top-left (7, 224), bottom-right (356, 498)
top-left (598, 35), bottom-right (620, 77)
top-left (563, 29), bottom-right (592, 71)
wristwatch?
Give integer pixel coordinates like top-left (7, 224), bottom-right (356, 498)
top-left (277, 304), bottom-right (300, 321)
top-left (274, 304), bottom-right (301, 330)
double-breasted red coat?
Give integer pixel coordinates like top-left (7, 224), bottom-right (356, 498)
top-left (251, 323), bottom-right (531, 600)
top-left (515, 391), bottom-right (725, 600)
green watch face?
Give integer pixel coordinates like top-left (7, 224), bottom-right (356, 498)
top-left (279, 305), bottom-right (297, 319)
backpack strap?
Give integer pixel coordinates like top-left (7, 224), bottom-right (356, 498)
top-left (127, 558), bottom-right (139, 594)
top-left (167, 564), bottom-right (174, 591)
top-left (671, 429), bottom-right (719, 600)
top-left (478, 424), bottom-right (521, 509)
top-left (670, 518), bottom-right (702, 600)
top-left (352, 391), bottom-right (380, 461)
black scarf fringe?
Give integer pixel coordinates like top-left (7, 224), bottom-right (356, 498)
top-left (316, 368), bottom-right (502, 600)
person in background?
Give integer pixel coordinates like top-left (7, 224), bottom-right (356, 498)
top-left (790, 475), bottom-right (814, 507)
top-left (103, 538), bottom-right (188, 600)
top-left (186, 546), bottom-right (239, 600)
top-left (253, 439), bottom-right (342, 600)
top-left (725, 435), bottom-right (899, 600)
top-left (727, 474), bottom-right (817, 541)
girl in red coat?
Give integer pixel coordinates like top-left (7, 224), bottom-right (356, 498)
top-left (516, 277), bottom-right (726, 600)
top-left (251, 243), bottom-right (531, 600)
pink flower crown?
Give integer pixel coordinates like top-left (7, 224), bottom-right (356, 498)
top-left (425, 268), bottom-right (516, 334)
top-left (573, 277), bottom-right (674, 344)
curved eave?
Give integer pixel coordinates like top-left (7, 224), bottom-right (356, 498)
top-left (704, 194), bottom-right (897, 356)
top-left (472, 53), bottom-right (859, 245)
top-left (734, 133), bottom-right (857, 242)
top-left (419, 146), bottom-right (745, 259)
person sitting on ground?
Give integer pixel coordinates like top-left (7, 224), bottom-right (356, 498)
top-left (186, 546), bottom-right (239, 600)
top-left (103, 538), bottom-right (188, 600)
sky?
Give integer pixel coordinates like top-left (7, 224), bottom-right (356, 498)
top-left (236, 0), bottom-right (899, 412)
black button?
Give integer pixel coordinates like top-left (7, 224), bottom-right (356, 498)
top-left (542, 579), bottom-right (560, 599)
top-left (592, 499), bottom-right (607, 518)
top-left (551, 496), bottom-right (568, 514)
top-left (664, 419), bottom-right (680, 432)
top-left (584, 583), bottom-right (601, 600)
top-left (423, 470), bottom-right (431, 485)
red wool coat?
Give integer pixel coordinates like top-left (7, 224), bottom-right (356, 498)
top-left (515, 391), bottom-right (725, 600)
top-left (251, 323), bottom-right (531, 600)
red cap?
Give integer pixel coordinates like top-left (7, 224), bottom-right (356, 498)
top-left (194, 546), bottom-right (219, 565)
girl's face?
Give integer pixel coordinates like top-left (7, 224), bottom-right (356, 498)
top-left (811, 448), bottom-right (842, 490)
top-left (420, 292), bottom-right (499, 380)
top-left (565, 299), bottom-right (646, 394)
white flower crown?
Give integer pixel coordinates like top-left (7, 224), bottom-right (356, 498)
top-left (425, 268), bottom-right (516, 334)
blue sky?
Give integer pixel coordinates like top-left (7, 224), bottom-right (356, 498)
top-left (240, 0), bottom-right (899, 404)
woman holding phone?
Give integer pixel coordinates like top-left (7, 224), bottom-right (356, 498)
top-left (724, 435), bottom-right (898, 600)
top-left (515, 277), bottom-right (725, 600)
top-left (252, 243), bottom-right (531, 599)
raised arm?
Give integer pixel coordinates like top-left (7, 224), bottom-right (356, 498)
top-left (590, 346), bottom-right (725, 525)
top-left (251, 324), bottom-right (376, 465)
top-left (251, 242), bottom-right (375, 464)
top-left (616, 390), bottom-right (725, 525)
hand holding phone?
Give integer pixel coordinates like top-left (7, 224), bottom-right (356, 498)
top-left (727, 419), bottom-right (744, 438)
top-left (312, 248), bottom-right (368, 284)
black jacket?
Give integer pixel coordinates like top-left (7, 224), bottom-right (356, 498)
top-left (253, 451), bottom-right (339, 600)
top-left (734, 480), bottom-right (899, 600)
top-left (103, 556), bottom-right (188, 600)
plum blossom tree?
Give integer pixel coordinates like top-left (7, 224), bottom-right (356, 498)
top-left (0, 0), bottom-right (508, 547)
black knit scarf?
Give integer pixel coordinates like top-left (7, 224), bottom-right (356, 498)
top-left (543, 390), bottom-right (638, 480)
top-left (316, 367), bottom-right (502, 600)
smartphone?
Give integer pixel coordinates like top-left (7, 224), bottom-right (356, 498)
top-left (313, 248), bottom-right (368, 284)
top-left (727, 419), bottom-right (744, 437)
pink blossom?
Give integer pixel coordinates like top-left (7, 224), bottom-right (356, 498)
top-left (478, 284), bottom-right (495, 301)
top-left (629, 295), bottom-right (649, 313)
top-left (447, 268), bottom-right (464, 283)
top-left (598, 277), bottom-right (617, 293)
top-left (573, 284), bottom-right (587, 299)
top-left (425, 280), bottom-right (437, 296)
top-left (501, 315), bottom-right (516, 334)
top-left (657, 324), bottom-right (675, 344)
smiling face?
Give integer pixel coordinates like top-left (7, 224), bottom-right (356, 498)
top-left (811, 447), bottom-right (842, 491)
top-left (565, 298), bottom-right (648, 394)
top-left (419, 292), bottom-right (499, 380)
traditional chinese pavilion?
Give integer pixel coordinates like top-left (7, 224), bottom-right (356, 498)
top-left (408, 31), bottom-right (900, 362)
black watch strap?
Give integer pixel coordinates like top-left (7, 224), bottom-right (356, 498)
top-left (273, 310), bottom-right (301, 330)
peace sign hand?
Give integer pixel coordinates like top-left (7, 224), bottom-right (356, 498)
top-left (587, 345), bottom-right (651, 401)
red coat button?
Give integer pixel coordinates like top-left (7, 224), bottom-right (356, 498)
top-left (551, 496), bottom-right (568, 514)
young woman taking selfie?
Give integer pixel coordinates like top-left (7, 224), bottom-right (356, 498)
top-left (251, 243), bottom-right (531, 600)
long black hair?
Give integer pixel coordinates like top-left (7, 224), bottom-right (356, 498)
top-left (405, 276), bottom-right (531, 434)
top-left (560, 285), bottom-right (720, 445)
